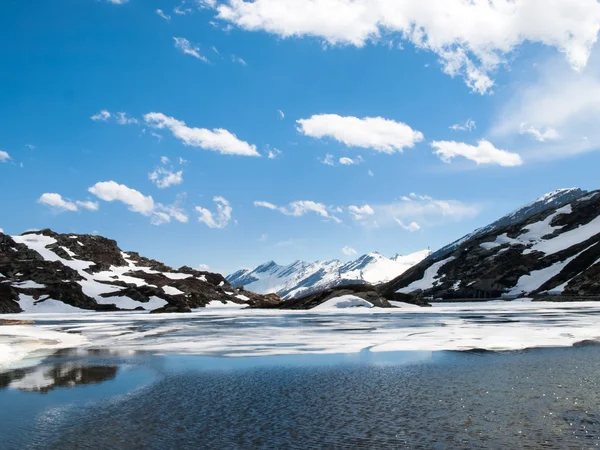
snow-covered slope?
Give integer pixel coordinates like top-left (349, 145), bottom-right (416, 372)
top-left (430, 188), bottom-right (586, 261)
top-left (383, 189), bottom-right (600, 299)
top-left (0, 229), bottom-right (281, 314)
top-left (227, 250), bottom-right (429, 299)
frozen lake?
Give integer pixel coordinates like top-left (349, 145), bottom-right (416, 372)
top-left (2, 300), bottom-right (600, 371)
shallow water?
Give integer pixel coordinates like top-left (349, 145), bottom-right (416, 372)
top-left (2, 346), bottom-right (600, 449)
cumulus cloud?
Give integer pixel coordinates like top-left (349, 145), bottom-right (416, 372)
top-left (339, 156), bottom-right (363, 165)
top-left (173, 37), bottom-right (208, 62)
top-left (519, 124), bottom-right (560, 142)
top-left (347, 204), bottom-right (374, 220)
top-left (431, 139), bottom-right (523, 167)
top-left (450, 119), bottom-right (476, 132)
top-left (352, 194), bottom-right (480, 229)
top-left (297, 114), bottom-right (423, 153)
top-left (212, 0), bottom-right (600, 94)
top-left (149, 158), bottom-right (184, 189)
top-left (89, 181), bottom-right (155, 215)
top-left (89, 181), bottom-right (187, 225)
top-left (195, 196), bottom-right (232, 228)
top-left (0, 150), bottom-right (10, 163)
top-left (254, 200), bottom-right (341, 223)
top-left (144, 112), bottom-right (260, 156)
top-left (38, 193), bottom-right (78, 212)
top-left (342, 246), bottom-right (357, 256)
top-left (91, 110), bottom-right (111, 121)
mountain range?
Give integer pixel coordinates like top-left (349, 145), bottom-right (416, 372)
top-left (226, 250), bottom-right (430, 300)
top-left (2, 187), bottom-right (600, 314)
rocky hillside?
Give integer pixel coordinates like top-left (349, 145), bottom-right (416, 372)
top-left (381, 190), bottom-right (600, 300)
top-left (429, 188), bottom-right (586, 260)
top-left (0, 229), bottom-right (281, 314)
top-left (227, 250), bottom-right (429, 299)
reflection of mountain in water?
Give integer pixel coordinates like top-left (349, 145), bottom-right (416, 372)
top-left (0, 363), bottom-right (118, 393)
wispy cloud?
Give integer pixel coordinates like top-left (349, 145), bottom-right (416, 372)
top-left (449, 119), bottom-right (476, 132)
top-left (342, 246), bottom-right (357, 256)
top-left (173, 37), bottom-right (208, 62)
top-left (91, 110), bottom-right (111, 121)
top-left (196, 196), bottom-right (232, 228)
top-left (156, 9), bottom-right (171, 21)
top-left (144, 112), bottom-right (260, 156)
top-left (431, 139), bottom-right (523, 167)
top-left (149, 158), bottom-right (184, 189)
top-left (254, 200), bottom-right (342, 223)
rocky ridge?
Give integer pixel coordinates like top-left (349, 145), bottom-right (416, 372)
top-left (381, 190), bottom-right (600, 300)
top-left (0, 229), bottom-right (281, 314)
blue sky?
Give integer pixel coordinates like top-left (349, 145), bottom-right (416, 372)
top-left (2, 0), bottom-right (600, 274)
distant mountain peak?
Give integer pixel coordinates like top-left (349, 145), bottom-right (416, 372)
top-left (227, 249), bottom-right (429, 299)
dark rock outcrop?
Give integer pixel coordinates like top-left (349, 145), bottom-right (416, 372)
top-left (0, 229), bottom-right (282, 313)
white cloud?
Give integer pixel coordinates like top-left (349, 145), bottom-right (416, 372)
top-left (161, 156), bottom-right (170, 164)
top-left (178, 157), bottom-right (188, 165)
top-left (89, 181), bottom-right (155, 215)
top-left (0, 151), bottom-right (10, 163)
top-left (342, 246), bottom-right (357, 256)
top-left (297, 114), bottom-right (423, 153)
top-left (259, 233), bottom-right (268, 242)
top-left (76, 200), bottom-right (100, 211)
top-left (154, 202), bottom-right (189, 224)
top-left (150, 132), bottom-right (163, 141)
top-left (91, 110), bottom-right (111, 121)
top-left (144, 112), bottom-right (260, 156)
top-left (320, 154), bottom-right (335, 166)
top-left (212, 0), bottom-right (600, 93)
top-left (0, 228), bottom-right (3, 233)
top-left (173, 37), bottom-right (208, 62)
top-left (38, 193), bottom-right (78, 212)
top-left (115, 112), bottom-right (138, 125)
top-left (197, 264), bottom-right (211, 271)
top-left (394, 219), bottom-right (421, 232)
top-left (450, 119), bottom-right (476, 132)
top-left (89, 181), bottom-right (187, 225)
top-left (254, 200), bottom-right (341, 223)
top-left (231, 55), bottom-right (247, 65)
top-left (431, 139), bottom-right (523, 167)
top-left (519, 124), bottom-right (560, 142)
top-left (196, 196), bottom-right (232, 228)
top-left (347, 204), bottom-right (374, 220)
top-left (278, 109), bottom-right (285, 119)
top-left (367, 169), bottom-right (374, 177)
top-left (107, 0), bottom-right (128, 4)
top-left (149, 166), bottom-right (184, 189)
top-left (492, 51), bottom-right (600, 160)
top-left (267, 147), bottom-right (282, 159)
top-left (156, 9), bottom-right (171, 20)
top-left (353, 194), bottom-right (480, 229)
top-left (339, 156), bottom-right (363, 165)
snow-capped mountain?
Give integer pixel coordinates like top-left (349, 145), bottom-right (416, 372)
top-left (382, 189), bottom-right (600, 300)
top-left (430, 188), bottom-right (586, 260)
top-left (0, 229), bottom-right (281, 314)
top-left (227, 250), bottom-right (430, 299)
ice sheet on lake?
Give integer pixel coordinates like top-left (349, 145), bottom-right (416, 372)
top-left (3, 301), bottom-right (600, 367)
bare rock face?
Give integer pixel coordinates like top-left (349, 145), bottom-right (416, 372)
top-left (0, 229), bottom-right (282, 314)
